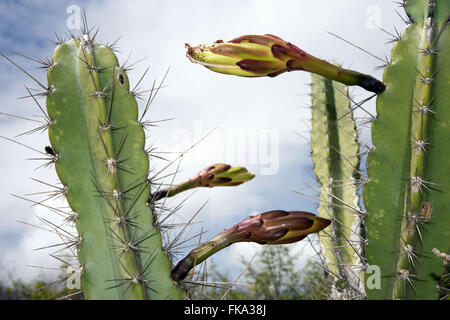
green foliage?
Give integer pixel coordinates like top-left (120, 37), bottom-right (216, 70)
top-left (242, 246), bottom-right (328, 300)
top-left (0, 274), bottom-right (80, 300)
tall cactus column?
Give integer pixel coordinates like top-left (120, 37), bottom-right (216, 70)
top-left (46, 34), bottom-right (183, 299)
top-left (364, 0), bottom-right (450, 299)
top-left (310, 75), bottom-right (365, 299)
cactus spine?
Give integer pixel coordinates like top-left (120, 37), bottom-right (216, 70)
top-left (46, 34), bottom-right (182, 299)
top-left (364, 0), bottom-right (450, 299)
top-left (310, 75), bottom-right (365, 299)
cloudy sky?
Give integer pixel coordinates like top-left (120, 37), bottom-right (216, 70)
top-left (0, 0), bottom-right (405, 285)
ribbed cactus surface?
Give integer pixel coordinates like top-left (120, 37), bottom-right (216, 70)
top-left (364, 0), bottom-right (449, 299)
top-left (46, 34), bottom-right (182, 299)
top-left (310, 74), bottom-right (364, 299)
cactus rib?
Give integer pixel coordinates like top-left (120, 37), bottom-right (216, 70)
top-left (310, 74), bottom-right (365, 299)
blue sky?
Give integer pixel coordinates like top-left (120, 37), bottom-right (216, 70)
top-left (0, 0), bottom-right (404, 285)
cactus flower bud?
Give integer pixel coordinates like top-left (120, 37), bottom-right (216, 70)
top-left (171, 210), bottom-right (331, 282)
top-left (150, 163), bottom-right (255, 201)
top-left (186, 34), bottom-right (385, 93)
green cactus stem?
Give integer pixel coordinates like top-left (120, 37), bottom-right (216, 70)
top-left (171, 210), bottom-right (331, 282)
top-left (185, 34), bottom-right (385, 93)
top-left (364, 0), bottom-right (450, 299)
top-left (310, 74), bottom-right (365, 299)
top-left (43, 32), bottom-right (184, 299)
top-left (150, 163), bottom-right (255, 201)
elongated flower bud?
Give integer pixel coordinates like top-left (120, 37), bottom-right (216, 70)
top-left (186, 34), bottom-right (385, 93)
top-left (150, 163), bottom-right (255, 201)
top-left (171, 210), bottom-right (331, 282)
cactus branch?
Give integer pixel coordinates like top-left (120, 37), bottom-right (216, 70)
top-left (310, 74), bottom-right (366, 299)
top-left (171, 210), bottom-right (331, 282)
top-left (364, 0), bottom-right (450, 299)
top-left (185, 34), bottom-right (385, 93)
top-left (150, 164), bottom-right (255, 201)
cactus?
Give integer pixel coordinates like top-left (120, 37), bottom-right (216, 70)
top-left (43, 32), bottom-right (184, 299)
top-left (3, 1), bottom-right (447, 300)
top-left (185, 34), bottom-right (385, 93)
top-left (309, 74), bottom-right (365, 299)
top-left (186, 0), bottom-right (449, 300)
top-left (150, 163), bottom-right (255, 201)
top-left (363, 0), bottom-right (450, 299)
top-left (309, 0), bottom-right (450, 299)
top-left (1, 28), bottom-right (231, 300)
top-left (0, 14), bottom-right (332, 300)
top-left (185, 34), bottom-right (382, 299)
top-left (171, 210), bottom-right (331, 282)
top-left (308, 0), bottom-right (450, 299)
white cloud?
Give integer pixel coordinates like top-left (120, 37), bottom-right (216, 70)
top-left (1, 197), bottom-right (76, 283)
